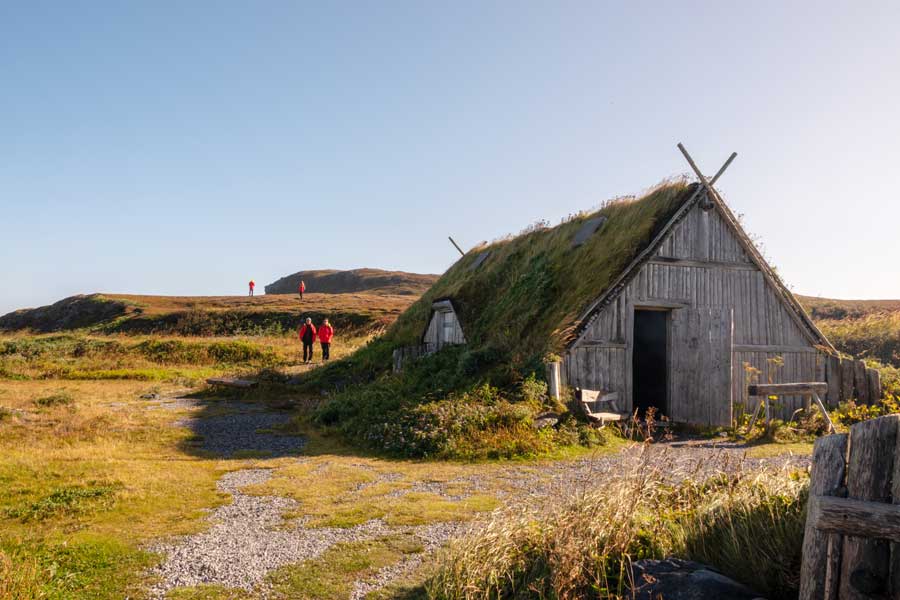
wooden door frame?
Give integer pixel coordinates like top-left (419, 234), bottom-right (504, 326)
top-left (627, 303), bottom-right (678, 418)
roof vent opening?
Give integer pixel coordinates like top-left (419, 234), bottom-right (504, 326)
top-left (468, 250), bottom-right (492, 271)
top-left (572, 216), bottom-right (608, 248)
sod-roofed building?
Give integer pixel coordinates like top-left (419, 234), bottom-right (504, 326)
top-left (391, 179), bottom-right (834, 427)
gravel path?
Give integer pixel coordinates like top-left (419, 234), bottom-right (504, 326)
top-left (149, 468), bottom-right (392, 598)
top-left (149, 397), bottom-right (810, 599)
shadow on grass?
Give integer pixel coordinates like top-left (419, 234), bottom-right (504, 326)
top-left (171, 382), bottom-right (379, 462)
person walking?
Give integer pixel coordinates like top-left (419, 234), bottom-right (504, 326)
top-left (318, 318), bottom-right (334, 361)
top-left (298, 317), bottom-right (317, 363)
top-left (298, 280), bottom-right (306, 300)
top-left (248, 280), bottom-right (255, 296)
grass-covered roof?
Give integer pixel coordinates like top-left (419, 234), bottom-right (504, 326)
top-left (386, 180), bottom-right (698, 359)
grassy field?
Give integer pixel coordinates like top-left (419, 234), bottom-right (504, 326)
top-left (800, 295), bottom-right (900, 369)
top-left (0, 377), bottom-right (628, 599)
top-left (0, 287), bottom-right (879, 599)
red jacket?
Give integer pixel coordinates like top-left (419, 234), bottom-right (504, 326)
top-left (298, 323), bottom-right (316, 343)
top-left (318, 324), bottom-right (334, 343)
top-left (299, 281), bottom-right (306, 292)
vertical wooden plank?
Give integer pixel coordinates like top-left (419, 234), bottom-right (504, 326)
top-left (842, 359), bottom-right (856, 403)
top-left (711, 307), bottom-right (733, 426)
top-left (799, 433), bottom-right (849, 600)
top-left (854, 360), bottom-right (870, 405)
top-left (868, 368), bottom-right (882, 404)
top-left (826, 355), bottom-right (842, 408)
top-left (840, 416), bottom-right (899, 599)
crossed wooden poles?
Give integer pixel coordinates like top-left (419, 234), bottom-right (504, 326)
top-left (677, 142), bottom-right (737, 207)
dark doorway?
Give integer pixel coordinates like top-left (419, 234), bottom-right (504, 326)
top-left (633, 310), bottom-right (668, 418)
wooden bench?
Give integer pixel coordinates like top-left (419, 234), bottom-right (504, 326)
top-left (206, 377), bottom-right (258, 389)
top-left (578, 389), bottom-right (624, 425)
top-left (746, 381), bottom-right (834, 433)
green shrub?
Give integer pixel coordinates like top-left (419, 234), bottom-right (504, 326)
top-left (34, 390), bottom-right (74, 407)
top-left (206, 340), bottom-right (272, 364)
top-left (134, 339), bottom-right (205, 364)
top-left (313, 346), bottom-right (598, 459)
top-left (4, 484), bottom-right (120, 522)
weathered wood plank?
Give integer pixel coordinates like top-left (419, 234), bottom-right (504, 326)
top-left (647, 257), bottom-right (756, 270)
top-left (840, 416), bottom-right (899, 599)
top-left (800, 433), bottom-right (848, 600)
top-left (733, 344), bottom-right (817, 353)
top-left (841, 359), bottom-right (856, 402)
top-left (867, 368), bottom-right (882, 404)
top-left (855, 360), bottom-right (870, 405)
top-left (812, 496), bottom-right (900, 542)
top-left (826, 354), bottom-right (842, 408)
top-left (748, 382), bottom-right (827, 396)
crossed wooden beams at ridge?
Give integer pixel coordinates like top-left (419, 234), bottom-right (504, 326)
top-left (677, 143), bottom-right (738, 208)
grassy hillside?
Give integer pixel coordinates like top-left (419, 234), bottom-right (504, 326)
top-left (264, 268), bottom-right (439, 296)
top-left (0, 293), bottom-right (414, 337)
top-left (799, 295), bottom-right (900, 368)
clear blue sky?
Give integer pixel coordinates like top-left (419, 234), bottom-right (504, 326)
top-left (3, 1), bottom-right (899, 315)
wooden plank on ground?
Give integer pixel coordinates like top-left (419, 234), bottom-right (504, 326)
top-left (206, 377), bottom-right (258, 389)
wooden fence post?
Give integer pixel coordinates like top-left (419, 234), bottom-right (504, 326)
top-left (825, 355), bottom-right (842, 408)
top-left (867, 368), bottom-right (882, 404)
top-left (546, 361), bottom-right (561, 401)
top-left (839, 416), bottom-right (899, 599)
top-left (854, 360), bottom-right (870, 405)
top-left (841, 359), bottom-right (855, 404)
top-left (800, 433), bottom-right (848, 600)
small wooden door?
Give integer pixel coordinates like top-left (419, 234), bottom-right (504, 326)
top-left (669, 307), bottom-right (733, 426)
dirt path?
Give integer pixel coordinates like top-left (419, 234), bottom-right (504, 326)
top-left (146, 398), bottom-right (810, 598)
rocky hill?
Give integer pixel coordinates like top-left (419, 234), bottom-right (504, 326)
top-left (264, 268), bottom-right (438, 296)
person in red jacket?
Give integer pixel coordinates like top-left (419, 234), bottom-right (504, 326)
top-left (298, 317), bottom-right (317, 363)
top-left (318, 318), bottom-right (334, 361)
top-left (248, 280), bottom-right (255, 296)
top-left (298, 280), bottom-right (306, 300)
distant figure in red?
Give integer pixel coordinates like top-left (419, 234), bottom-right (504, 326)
top-left (318, 318), bottom-right (334, 361)
top-left (248, 280), bottom-right (255, 296)
top-left (298, 280), bottom-right (306, 300)
top-left (298, 317), bottom-right (317, 363)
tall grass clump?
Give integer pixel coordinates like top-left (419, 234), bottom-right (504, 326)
top-left (428, 449), bottom-right (806, 600)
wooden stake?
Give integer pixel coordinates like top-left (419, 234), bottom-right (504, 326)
top-left (448, 236), bottom-right (465, 257)
top-left (813, 392), bottom-right (836, 434)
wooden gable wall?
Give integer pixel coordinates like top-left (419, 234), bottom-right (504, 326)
top-left (563, 202), bottom-right (823, 423)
